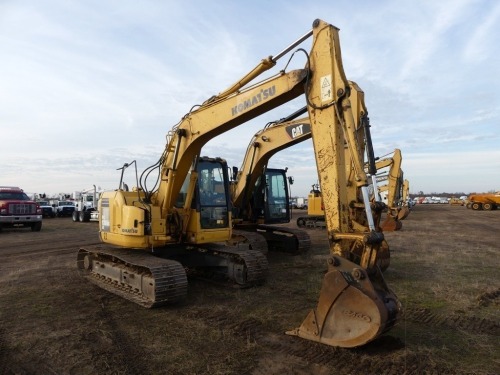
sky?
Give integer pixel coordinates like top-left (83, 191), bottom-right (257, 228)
top-left (1, 0), bottom-right (499, 198)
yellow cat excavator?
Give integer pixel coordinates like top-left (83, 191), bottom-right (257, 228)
top-left (234, 89), bottom-right (393, 277)
top-left (229, 107), bottom-right (312, 254)
top-left (233, 82), bottom-right (390, 271)
top-left (78, 19), bottom-right (400, 348)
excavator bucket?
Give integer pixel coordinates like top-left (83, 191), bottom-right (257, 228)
top-left (286, 255), bottom-right (400, 348)
top-left (380, 214), bottom-right (403, 231)
top-left (377, 239), bottom-right (390, 272)
top-left (397, 206), bottom-right (410, 220)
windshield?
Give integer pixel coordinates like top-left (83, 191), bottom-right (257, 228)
top-left (197, 159), bottom-right (229, 229)
top-left (0, 192), bottom-right (31, 200)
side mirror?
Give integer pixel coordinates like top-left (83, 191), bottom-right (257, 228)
top-left (288, 176), bottom-right (294, 185)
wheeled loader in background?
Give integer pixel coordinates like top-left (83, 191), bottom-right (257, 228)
top-left (467, 192), bottom-right (500, 210)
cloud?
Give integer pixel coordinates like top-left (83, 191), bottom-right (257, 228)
top-left (463, 1), bottom-right (500, 62)
top-left (0, 1), bottom-right (499, 197)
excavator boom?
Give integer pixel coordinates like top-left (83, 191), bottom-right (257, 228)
top-left (285, 19), bottom-right (400, 347)
top-left (232, 116), bottom-right (311, 208)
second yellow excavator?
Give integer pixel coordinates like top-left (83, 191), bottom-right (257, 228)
top-left (229, 107), bottom-right (312, 254)
top-left (232, 82), bottom-right (392, 273)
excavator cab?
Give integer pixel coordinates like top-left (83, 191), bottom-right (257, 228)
top-left (250, 168), bottom-right (291, 224)
top-left (263, 168), bottom-right (291, 223)
top-left (192, 158), bottom-right (231, 229)
top-left (176, 157), bottom-right (233, 243)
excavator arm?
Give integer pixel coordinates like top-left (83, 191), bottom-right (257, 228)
top-left (154, 28), bottom-right (317, 217)
top-left (402, 178), bottom-right (411, 207)
top-left (292, 82), bottom-right (387, 238)
top-left (285, 19), bottom-right (400, 348)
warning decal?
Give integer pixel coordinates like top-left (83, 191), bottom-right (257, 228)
top-left (320, 74), bottom-right (332, 102)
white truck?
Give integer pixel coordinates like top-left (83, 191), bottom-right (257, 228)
top-left (51, 199), bottom-right (76, 217)
top-left (290, 196), bottom-right (308, 209)
top-left (72, 186), bottom-right (101, 222)
top-left (295, 197), bottom-right (308, 209)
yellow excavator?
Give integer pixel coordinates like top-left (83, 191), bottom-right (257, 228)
top-left (402, 178), bottom-right (411, 208)
top-left (304, 147), bottom-right (410, 232)
top-left (375, 149), bottom-right (410, 231)
top-left (78, 19), bottom-right (400, 348)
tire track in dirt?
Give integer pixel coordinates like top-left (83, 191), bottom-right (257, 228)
top-left (184, 308), bottom-right (453, 374)
top-left (1, 239), bottom-right (101, 258)
top-left (0, 246), bottom-right (81, 260)
top-left (80, 296), bottom-right (149, 375)
top-left (0, 327), bottom-right (7, 375)
top-left (403, 307), bottom-right (499, 336)
top-left (476, 288), bottom-right (500, 307)
top-left (0, 326), bottom-right (59, 375)
top-left (0, 219), bottom-right (99, 257)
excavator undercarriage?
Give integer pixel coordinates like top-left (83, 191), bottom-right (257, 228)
top-left (77, 246), bottom-right (188, 308)
top-left (232, 225), bottom-right (311, 255)
top-left (254, 224), bottom-right (311, 254)
top-left (78, 240), bottom-right (269, 307)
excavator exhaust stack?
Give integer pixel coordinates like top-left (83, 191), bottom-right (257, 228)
top-left (286, 255), bottom-right (400, 348)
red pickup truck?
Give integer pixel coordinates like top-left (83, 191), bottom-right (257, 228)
top-left (0, 186), bottom-right (42, 231)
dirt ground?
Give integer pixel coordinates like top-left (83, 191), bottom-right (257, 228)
top-left (0, 204), bottom-right (498, 375)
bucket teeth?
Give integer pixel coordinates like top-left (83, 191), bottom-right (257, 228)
top-left (286, 255), bottom-right (401, 348)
